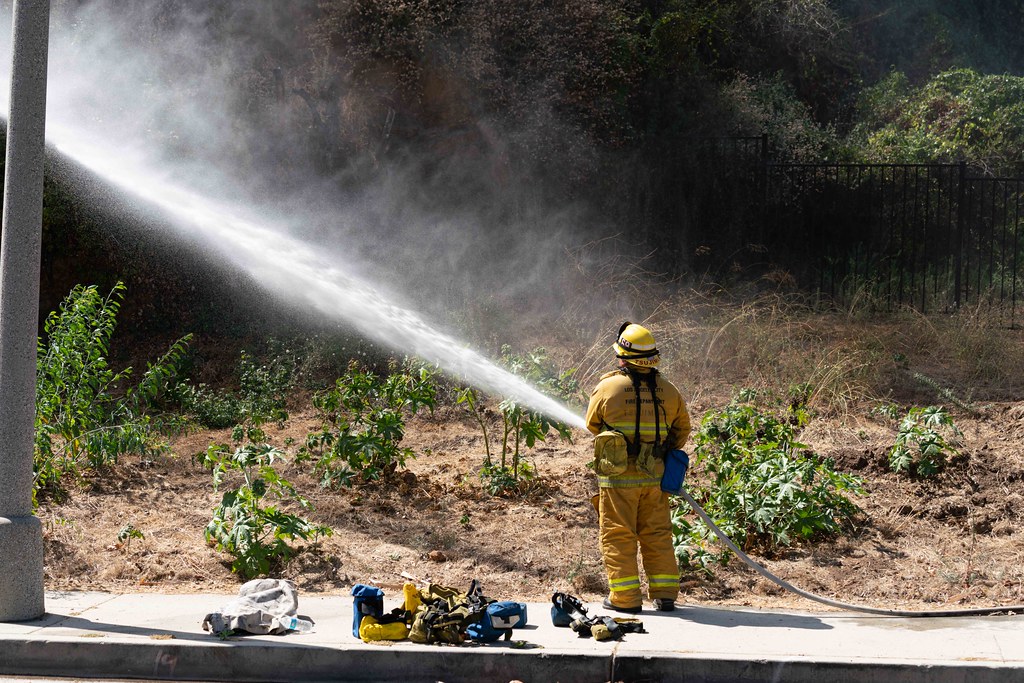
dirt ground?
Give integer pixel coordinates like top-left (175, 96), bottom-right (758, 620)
top-left (38, 398), bottom-right (1024, 615)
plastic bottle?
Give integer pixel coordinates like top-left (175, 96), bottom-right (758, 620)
top-left (282, 616), bottom-right (314, 633)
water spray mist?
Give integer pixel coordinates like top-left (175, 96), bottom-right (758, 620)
top-left (0, 11), bottom-right (586, 431)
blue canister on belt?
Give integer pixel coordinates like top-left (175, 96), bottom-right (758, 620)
top-left (660, 449), bottom-right (689, 495)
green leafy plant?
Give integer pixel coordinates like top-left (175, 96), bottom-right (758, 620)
top-left (459, 346), bottom-right (577, 495)
top-left (199, 443), bottom-right (331, 579)
top-left (34, 282), bottom-right (190, 504)
top-left (479, 457), bottom-right (535, 496)
top-left (870, 401), bottom-right (904, 422)
top-left (174, 343), bottom-right (295, 437)
top-left (735, 387), bottom-right (760, 403)
top-left (456, 386), bottom-right (491, 462)
top-left (298, 360), bottom-right (437, 487)
top-left (116, 524), bottom-right (145, 552)
top-left (852, 68), bottom-right (1024, 172)
top-left (234, 345), bottom-right (295, 438)
top-left (888, 405), bottom-right (962, 477)
top-left (673, 398), bottom-right (864, 576)
top-left (786, 382), bottom-right (813, 425)
top-left (172, 383), bottom-right (242, 429)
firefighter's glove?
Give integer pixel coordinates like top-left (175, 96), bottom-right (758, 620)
top-left (569, 618), bottom-right (592, 637)
top-left (591, 617), bottom-right (625, 641)
top-left (613, 617), bottom-right (647, 634)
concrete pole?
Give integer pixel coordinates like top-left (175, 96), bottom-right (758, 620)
top-left (0, 0), bottom-right (50, 622)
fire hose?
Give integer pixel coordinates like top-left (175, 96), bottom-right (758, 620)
top-left (677, 487), bottom-right (1024, 617)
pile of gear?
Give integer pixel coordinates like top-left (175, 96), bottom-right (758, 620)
top-left (352, 580), bottom-right (528, 644)
top-left (352, 580), bottom-right (646, 645)
top-left (550, 592), bottom-right (646, 642)
top-left (200, 579), bottom-right (647, 644)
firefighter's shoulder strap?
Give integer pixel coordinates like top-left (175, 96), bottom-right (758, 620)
top-left (623, 367), bottom-right (662, 457)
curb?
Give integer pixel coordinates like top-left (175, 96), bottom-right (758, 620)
top-left (2, 593), bottom-right (1023, 682)
top-left (3, 636), bottom-right (1023, 683)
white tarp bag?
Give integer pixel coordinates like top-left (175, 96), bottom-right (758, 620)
top-left (202, 578), bottom-right (300, 635)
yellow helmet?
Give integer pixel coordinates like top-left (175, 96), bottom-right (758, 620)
top-left (612, 322), bottom-right (659, 368)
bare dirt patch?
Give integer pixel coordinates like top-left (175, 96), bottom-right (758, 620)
top-left (38, 400), bottom-right (1024, 614)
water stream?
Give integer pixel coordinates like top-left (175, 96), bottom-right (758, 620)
top-left (0, 13), bottom-right (587, 431)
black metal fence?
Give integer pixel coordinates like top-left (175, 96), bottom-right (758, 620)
top-left (680, 138), bottom-right (1023, 325)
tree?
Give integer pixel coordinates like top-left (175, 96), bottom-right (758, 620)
top-left (850, 68), bottom-right (1024, 174)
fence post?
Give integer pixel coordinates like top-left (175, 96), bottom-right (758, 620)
top-left (758, 133), bottom-right (769, 247)
top-left (954, 161), bottom-right (966, 310)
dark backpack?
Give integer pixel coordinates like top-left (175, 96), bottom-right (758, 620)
top-left (466, 601), bottom-right (528, 642)
top-left (350, 584), bottom-right (384, 638)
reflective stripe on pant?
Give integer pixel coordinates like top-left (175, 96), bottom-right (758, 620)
top-left (599, 484), bottom-right (680, 607)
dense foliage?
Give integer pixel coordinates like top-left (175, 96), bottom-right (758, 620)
top-left (673, 397), bottom-right (865, 576)
top-left (17, 2), bottom-right (1021, 340)
top-left (34, 282), bottom-right (190, 505)
top-left (298, 361), bottom-right (438, 487)
top-left (199, 443), bottom-right (332, 579)
top-left (850, 68), bottom-right (1024, 173)
top-left (174, 347), bottom-right (295, 434)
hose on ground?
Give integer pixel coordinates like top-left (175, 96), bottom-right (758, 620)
top-left (678, 488), bottom-right (1024, 617)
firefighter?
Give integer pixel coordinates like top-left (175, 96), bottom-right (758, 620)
top-left (585, 322), bottom-right (691, 613)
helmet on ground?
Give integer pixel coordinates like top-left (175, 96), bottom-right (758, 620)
top-left (612, 322), bottom-right (659, 368)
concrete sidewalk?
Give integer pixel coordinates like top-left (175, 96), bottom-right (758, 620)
top-left (0, 592), bottom-right (1022, 682)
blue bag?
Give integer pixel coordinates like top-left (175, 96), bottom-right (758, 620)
top-left (351, 584), bottom-right (385, 638)
top-left (550, 592), bottom-right (586, 627)
top-left (550, 603), bottom-right (573, 627)
top-left (660, 449), bottom-right (689, 495)
top-left (466, 601), bottom-right (528, 642)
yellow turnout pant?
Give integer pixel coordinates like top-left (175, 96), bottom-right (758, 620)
top-left (598, 483), bottom-right (680, 608)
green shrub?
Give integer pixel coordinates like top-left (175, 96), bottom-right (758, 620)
top-left (887, 405), bottom-right (962, 477)
top-left (191, 345), bottom-right (324, 578)
top-left (237, 345), bottom-right (294, 424)
top-left (34, 282), bottom-right (190, 504)
top-left (479, 457), bottom-right (536, 496)
top-left (851, 68), bottom-right (1024, 171)
top-left (298, 360), bottom-right (437, 487)
top-left (673, 398), bottom-right (864, 576)
top-left (173, 383), bottom-right (242, 429)
top-left (459, 346), bottom-right (577, 495)
top-left (199, 443), bottom-right (331, 579)
top-left (174, 344), bottom-right (295, 436)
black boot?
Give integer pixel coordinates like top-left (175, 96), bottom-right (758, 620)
top-left (602, 597), bottom-right (641, 614)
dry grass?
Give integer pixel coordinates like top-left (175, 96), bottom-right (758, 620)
top-left (540, 280), bottom-right (1024, 419)
top-left (37, 292), bottom-right (1024, 612)
top-left (564, 289), bottom-right (887, 416)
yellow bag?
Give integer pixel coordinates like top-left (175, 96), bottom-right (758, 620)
top-left (359, 615), bottom-right (410, 642)
top-left (636, 442), bottom-right (665, 478)
top-left (402, 582), bottom-right (422, 620)
top-left (594, 430), bottom-right (628, 475)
